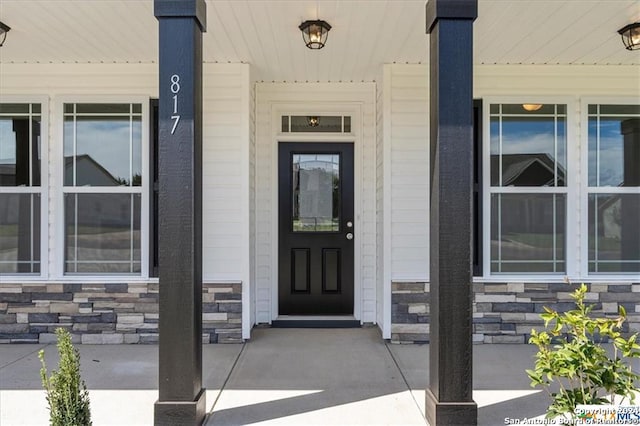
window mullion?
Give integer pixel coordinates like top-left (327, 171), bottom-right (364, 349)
top-left (74, 193), bottom-right (78, 273)
top-left (73, 104), bottom-right (77, 187)
top-left (130, 193), bottom-right (134, 273)
top-left (29, 104), bottom-right (33, 187)
top-left (130, 104), bottom-right (133, 187)
top-left (596, 104), bottom-right (600, 187)
top-left (30, 193), bottom-right (34, 273)
top-left (499, 104), bottom-right (503, 187)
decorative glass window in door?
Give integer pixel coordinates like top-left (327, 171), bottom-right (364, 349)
top-left (292, 154), bottom-right (340, 232)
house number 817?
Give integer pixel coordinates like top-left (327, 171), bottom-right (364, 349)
top-left (170, 74), bottom-right (181, 135)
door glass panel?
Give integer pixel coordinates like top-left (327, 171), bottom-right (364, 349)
top-left (292, 153), bottom-right (340, 232)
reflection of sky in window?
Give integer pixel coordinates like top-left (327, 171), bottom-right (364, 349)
top-left (73, 118), bottom-right (142, 185)
top-left (0, 117), bottom-right (41, 165)
top-left (0, 120), bottom-right (17, 162)
top-left (502, 119), bottom-right (557, 157)
top-left (491, 118), bottom-right (566, 165)
top-left (297, 154), bottom-right (339, 173)
top-left (490, 120), bottom-right (499, 156)
top-left (588, 118), bottom-right (624, 187)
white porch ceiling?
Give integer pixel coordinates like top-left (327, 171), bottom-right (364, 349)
top-left (0, 0), bottom-right (638, 82)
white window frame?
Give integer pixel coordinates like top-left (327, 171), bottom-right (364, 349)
top-left (0, 95), bottom-right (49, 280)
top-left (580, 97), bottom-right (640, 280)
top-left (54, 96), bottom-right (150, 280)
top-left (482, 96), bottom-right (578, 281)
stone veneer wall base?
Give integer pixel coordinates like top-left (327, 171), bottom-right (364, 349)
top-left (0, 283), bottom-right (242, 344)
top-left (391, 281), bottom-right (640, 344)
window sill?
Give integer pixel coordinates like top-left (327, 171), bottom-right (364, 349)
top-left (474, 275), bottom-right (639, 284)
top-left (0, 276), bottom-right (159, 284)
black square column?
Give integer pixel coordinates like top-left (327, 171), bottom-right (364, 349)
top-left (153, 0), bottom-right (207, 424)
top-left (425, 0), bottom-right (478, 425)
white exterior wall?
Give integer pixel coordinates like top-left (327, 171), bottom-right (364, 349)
top-left (385, 65), bottom-right (430, 281)
top-left (0, 62), bottom-right (253, 335)
top-left (203, 64), bottom-right (251, 288)
top-left (254, 83), bottom-right (377, 324)
top-left (381, 63), bottom-right (640, 285)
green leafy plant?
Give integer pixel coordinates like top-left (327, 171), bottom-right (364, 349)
top-left (39, 328), bottom-right (92, 426)
top-left (526, 283), bottom-right (640, 421)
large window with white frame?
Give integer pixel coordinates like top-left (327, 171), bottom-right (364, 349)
top-left (0, 102), bottom-right (46, 275)
top-left (486, 103), bottom-right (568, 274)
top-left (586, 103), bottom-right (640, 274)
top-left (62, 102), bottom-right (147, 275)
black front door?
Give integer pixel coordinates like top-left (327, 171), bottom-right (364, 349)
top-left (278, 142), bottom-right (354, 315)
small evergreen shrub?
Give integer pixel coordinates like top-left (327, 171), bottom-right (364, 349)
top-left (526, 283), bottom-right (640, 421)
top-left (39, 328), bottom-right (92, 426)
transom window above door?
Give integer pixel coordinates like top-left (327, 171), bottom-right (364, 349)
top-left (281, 115), bottom-right (351, 133)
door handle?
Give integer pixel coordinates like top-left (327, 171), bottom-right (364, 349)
top-left (346, 233), bottom-right (353, 240)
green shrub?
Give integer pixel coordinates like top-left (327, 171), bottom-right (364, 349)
top-left (526, 283), bottom-right (640, 421)
top-left (39, 328), bottom-right (92, 426)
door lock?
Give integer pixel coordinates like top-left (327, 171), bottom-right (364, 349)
top-left (346, 233), bottom-right (354, 240)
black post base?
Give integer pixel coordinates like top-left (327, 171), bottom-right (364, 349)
top-left (425, 388), bottom-right (478, 426)
top-left (154, 388), bottom-right (206, 426)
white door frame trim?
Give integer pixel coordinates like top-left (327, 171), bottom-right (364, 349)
top-left (269, 102), bottom-right (364, 322)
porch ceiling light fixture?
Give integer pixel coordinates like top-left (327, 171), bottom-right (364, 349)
top-left (0, 21), bottom-right (11, 47)
top-left (299, 20), bottom-right (331, 50)
top-left (308, 116), bottom-right (319, 127)
top-left (522, 104), bottom-right (543, 112)
top-left (618, 22), bottom-right (640, 51)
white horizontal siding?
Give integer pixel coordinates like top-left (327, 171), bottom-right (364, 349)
top-left (202, 64), bottom-right (251, 285)
top-left (386, 64), bottom-right (430, 281)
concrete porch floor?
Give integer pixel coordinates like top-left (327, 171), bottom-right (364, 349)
top-left (1, 328), bottom-right (553, 425)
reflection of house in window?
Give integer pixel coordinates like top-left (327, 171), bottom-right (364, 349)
top-left (64, 155), bottom-right (139, 186)
top-left (63, 155), bottom-right (135, 229)
top-left (0, 164), bottom-right (17, 186)
top-left (0, 117), bottom-right (41, 186)
top-left (598, 194), bottom-right (621, 240)
top-left (491, 153), bottom-right (566, 186)
top-left (0, 113), bottom-right (42, 273)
